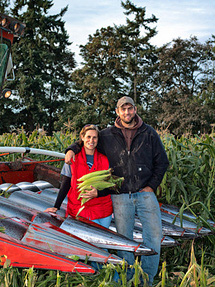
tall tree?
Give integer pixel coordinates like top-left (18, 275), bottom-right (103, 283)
top-left (7, 0), bottom-right (75, 135)
top-left (120, 0), bottom-right (158, 104)
top-left (154, 37), bottom-right (215, 136)
top-left (68, 0), bottom-right (158, 129)
top-left (70, 26), bottom-right (125, 129)
top-left (197, 36), bottom-right (215, 133)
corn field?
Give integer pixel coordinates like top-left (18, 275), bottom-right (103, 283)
top-left (0, 129), bottom-right (215, 286)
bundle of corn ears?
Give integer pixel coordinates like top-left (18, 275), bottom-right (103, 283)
top-left (76, 168), bottom-right (124, 216)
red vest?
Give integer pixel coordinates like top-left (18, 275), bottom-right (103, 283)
top-left (66, 147), bottom-right (113, 220)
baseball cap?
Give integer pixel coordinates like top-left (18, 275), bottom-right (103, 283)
top-left (117, 96), bottom-right (135, 108)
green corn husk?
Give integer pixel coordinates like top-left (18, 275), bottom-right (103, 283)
top-left (77, 168), bottom-right (112, 182)
top-left (78, 181), bottom-right (116, 193)
top-left (76, 169), bottom-right (124, 217)
top-left (76, 206), bottom-right (85, 217)
top-left (77, 174), bottom-right (112, 189)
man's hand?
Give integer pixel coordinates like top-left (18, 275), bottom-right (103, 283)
top-left (65, 150), bottom-right (75, 164)
top-left (81, 186), bottom-right (98, 199)
top-left (139, 186), bottom-right (154, 193)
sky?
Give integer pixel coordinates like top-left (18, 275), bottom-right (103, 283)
top-left (49, 0), bottom-right (215, 65)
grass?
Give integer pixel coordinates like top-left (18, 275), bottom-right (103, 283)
top-left (1, 243), bottom-right (215, 286)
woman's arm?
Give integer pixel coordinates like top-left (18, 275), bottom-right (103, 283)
top-left (44, 175), bottom-right (71, 212)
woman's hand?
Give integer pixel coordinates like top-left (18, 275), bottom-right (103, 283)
top-left (44, 207), bottom-right (58, 213)
top-left (65, 150), bottom-right (75, 164)
top-left (81, 186), bottom-right (98, 200)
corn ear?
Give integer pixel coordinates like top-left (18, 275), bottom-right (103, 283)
top-left (77, 174), bottom-right (111, 188)
top-left (76, 169), bottom-right (124, 217)
top-left (77, 168), bottom-right (112, 182)
top-left (78, 185), bottom-right (92, 192)
top-left (79, 181), bottom-right (115, 192)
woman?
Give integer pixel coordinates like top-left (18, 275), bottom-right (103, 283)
top-left (45, 124), bottom-right (113, 228)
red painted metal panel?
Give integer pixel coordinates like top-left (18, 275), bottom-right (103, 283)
top-left (0, 233), bottom-right (96, 274)
top-left (2, 30), bottom-right (14, 44)
top-left (0, 161), bottom-right (61, 187)
top-left (0, 162), bottom-right (36, 184)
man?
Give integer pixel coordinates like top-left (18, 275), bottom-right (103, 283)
top-left (65, 96), bottom-right (169, 286)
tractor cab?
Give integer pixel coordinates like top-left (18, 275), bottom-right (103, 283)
top-left (0, 13), bottom-right (25, 98)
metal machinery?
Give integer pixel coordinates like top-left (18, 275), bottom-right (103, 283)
top-left (0, 12), bottom-right (25, 98)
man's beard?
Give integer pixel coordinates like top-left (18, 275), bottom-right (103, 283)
top-left (121, 115), bottom-right (136, 125)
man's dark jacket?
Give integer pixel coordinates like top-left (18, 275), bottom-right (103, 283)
top-left (66, 122), bottom-right (169, 195)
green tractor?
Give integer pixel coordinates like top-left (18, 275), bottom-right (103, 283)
top-left (0, 13), bottom-right (25, 98)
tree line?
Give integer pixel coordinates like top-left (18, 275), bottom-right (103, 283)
top-left (1, 0), bottom-right (214, 136)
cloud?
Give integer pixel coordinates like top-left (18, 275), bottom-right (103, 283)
top-left (50, 0), bottom-right (215, 64)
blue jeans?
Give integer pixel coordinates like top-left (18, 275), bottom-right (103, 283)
top-left (111, 191), bottom-right (162, 286)
top-left (92, 214), bottom-right (112, 228)
top-left (91, 215), bottom-right (113, 272)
